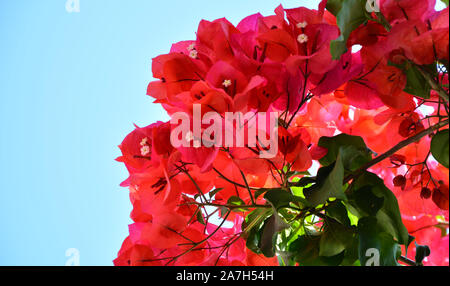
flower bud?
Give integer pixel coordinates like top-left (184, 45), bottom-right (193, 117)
top-left (393, 175), bottom-right (407, 189)
top-left (420, 187), bottom-right (432, 199)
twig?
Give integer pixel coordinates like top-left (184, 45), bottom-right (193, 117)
top-left (239, 169), bottom-right (256, 205)
top-left (416, 65), bottom-right (449, 102)
top-left (213, 167), bottom-right (266, 191)
top-left (345, 119), bottom-right (449, 183)
top-left (399, 256), bottom-right (416, 266)
top-left (180, 201), bottom-right (271, 210)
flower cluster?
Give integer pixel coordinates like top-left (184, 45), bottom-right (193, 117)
top-left (115, 0), bottom-right (449, 266)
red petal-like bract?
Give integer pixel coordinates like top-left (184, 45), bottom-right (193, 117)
top-left (116, 1), bottom-right (449, 266)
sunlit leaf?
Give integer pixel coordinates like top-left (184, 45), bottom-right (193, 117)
top-left (304, 153), bottom-right (346, 206)
top-left (431, 129), bottom-right (449, 169)
top-left (329, 0), bottom-right (368, 59)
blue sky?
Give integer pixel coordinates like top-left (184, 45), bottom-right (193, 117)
top-left (0, 0), bottom-right (320, 266)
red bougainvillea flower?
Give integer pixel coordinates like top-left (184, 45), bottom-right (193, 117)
top-left (116, 0), bottom-right (449, 266)
top-left (278, 126), bottom-right (312, 172)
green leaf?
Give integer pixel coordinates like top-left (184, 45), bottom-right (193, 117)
top-left (318, 134), bottom-right (371, 168)
top-left (293, 176), bottom-right (316, 188)
top-left (339, 145), bottom-right (373, 172)
top-left (280, 220), bottom-right (304, 249)
top-left (436, 223), bottom-right (449, 237)
top-left (289, 234), bottom-right (345, 266)
top-left (246, 222), bottom-right (264, 254)
top-left (350, 172), bottom-right (409, 245)
top-left (196, 210), bottom-right (205, 225)
top-left (389, 61), bottom-right (432, 99)
top-left (405, 235), bottom-right (415, 257)
top-left (347, 208), bottom-right (360, 226)
top-left (326, 0), bottom-right (344, 16)
top-left (358, 217), bottom-right (402, 266)
top-left (264, 189), bottom-right (309, 210)
top-left (304, 153), bottom-right (346, 206)
top-left (260, 213), bottom-right (289, 257)
top-left (227, 196), bottom-right (248, 212)
top-left (330, 0), bottom-right (368, 59)
top-left (244, 208), bottom-right (272, 254)
top-left (340, 238), bottom-right (360, 266)
top-left (431, 129), bottom-right (449, 168)
top-left (441, 0), bottom-right (449, 7)
top-left (254, 189), bottom-right (268, 200)
top-left (208, 187), bottom-right (224, 199)
top-left (348, 186), bottom-right (385, 217)
top-left (242, 208), bottom-right (272, 232)
top-left (404, 65), bottom-right (432, 99)
top-left (326, 200), bottom-right (351, 227)
top-left (227, 196), bottom-right (244, 205)
top-left (415, 243), bottom-right (431, 266)
top-left (219, 206), bottom-right (228, 218)
top-left (319, 218), bottom-right (355, 257)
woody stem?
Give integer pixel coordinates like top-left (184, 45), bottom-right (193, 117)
top-left (345, 119), bottom-right (449, 183)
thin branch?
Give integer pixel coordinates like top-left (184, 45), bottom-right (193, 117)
top-left (164, 211), bottom-right (232, 265)
top-left (177, 165), bottom-right (208, 203)
top-left (345, 119), bottom-right (449, 183)
top-left (213, 167), bottom-right (266, 191)
top-left (410, 222), bottom-right (449, 234)
top-left (180, 201), bottom-right (271, 210)
top-left (239, 169), bottom-right (256, 205)
top-left (375, 12), bottom-right (392, 31)
top-left (399, 256), bottom-right (416, 266)
top-left (416, 65), bottom-right (449, 102)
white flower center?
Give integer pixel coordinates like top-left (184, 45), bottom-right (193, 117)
top-left (296, 21), bottom-right (308, 29)
top-left (189, 49), bottom-right (198, 59)
top-left (187, 43), bottom-right (196, 51)
top-left (140, 137), bottom-right (148, 146)
top-left (140, 145), bottom-right (150, 156)
top-left (222, 79), bottom-right (232, 88)
top-left (297, 34), bottom-right (308, 44)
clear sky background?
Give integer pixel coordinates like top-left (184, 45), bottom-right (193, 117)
top-left (0, 0), bottom-right (446, 266)
top-left (0, 0), bottom-right (321, 266)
